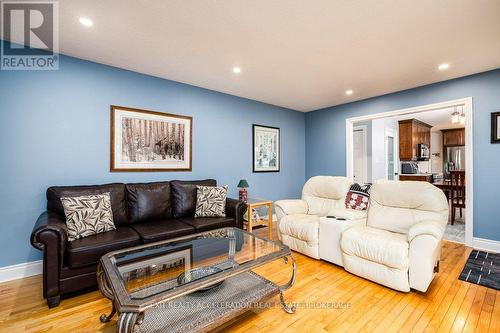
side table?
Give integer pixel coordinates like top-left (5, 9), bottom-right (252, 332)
top-left (245, 198), bottom-right (273, 240)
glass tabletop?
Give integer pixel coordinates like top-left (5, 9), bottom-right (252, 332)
top-left (101, 228), bottom-right (287, 306)
top-left (245, 197), bottom-right (271, 204)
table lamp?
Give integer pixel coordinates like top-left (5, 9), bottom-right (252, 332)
top-left (237, 179), bottom-right (249, 202)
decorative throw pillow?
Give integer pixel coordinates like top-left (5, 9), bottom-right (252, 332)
top-left (345, 183), bottom-right (371, 210)
top-left (61, 193), bottom-right (116, 241)
top-left (195, 185), bottom-right (228, 218)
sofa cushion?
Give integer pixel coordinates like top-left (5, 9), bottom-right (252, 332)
top-left (345, 183), bottom-right (371, 210)
top-left (47, 183), bottom-right (128, 226)
top-left (66, 227), bottom-right (140, 268)
top-left (341, 226), bottom-right (409, 269)
top-left (194, 185), bottom-right (228, 218)
top-left (278, 214), bottom-right (319, 242)
top-left (61, 193), bottom-right (116, 241)
top-left (180, 217), bottom-right (234, 232)
top-left (130, 220), bottom-right (195, 243)
top-left (126, 182), bottom-right (172, 223)
top-left (171, 179), bottom-right (217, 218)
top-left (301, 176), bottom-right (352, 216)
top-left (367, 181), bottom-right (449, 234)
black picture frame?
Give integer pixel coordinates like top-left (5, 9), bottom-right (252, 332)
top-left (491, 112), bottom-right (500, 144)
top-left (252, 124), bottom-right (280, 173)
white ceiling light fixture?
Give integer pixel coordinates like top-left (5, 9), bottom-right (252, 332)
top-left (459, 106), bottom-right (466, 124)
top-left (79, 17), bottom-right (93, 27)
top-left (232, 67), bottom-right (241, 74)
top-left (345, 89), bottom-right (354, 95)
top-left (438, 63), bottom-right (450, 71)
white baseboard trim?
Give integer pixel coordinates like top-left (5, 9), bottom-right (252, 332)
top-left (0, 260), bottom-right (42, 283)
top-left (472, 237), bottom-right (500, 253)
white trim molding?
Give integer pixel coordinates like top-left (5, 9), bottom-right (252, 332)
top-left (472, 238), bottom-right (500, 253)
top-left (345, 97), bottom-right (474, 247)
top-left (0, 260), bottom-right (42, 283)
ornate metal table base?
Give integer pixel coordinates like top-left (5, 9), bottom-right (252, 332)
top-left (278, 255), bottom-right (297, 314)
top-left (98, 255), bottom-right (296, 332)
top-left (99, 303), bottom-right (116, 323)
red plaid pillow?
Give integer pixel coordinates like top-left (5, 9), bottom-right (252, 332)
top-left (345, 183), bottom-right (371, 210)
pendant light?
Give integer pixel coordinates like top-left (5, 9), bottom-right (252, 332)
top-left (451, 107), bottom-right (460, 124)
top-left (459, 106), bottom-right (466, 124)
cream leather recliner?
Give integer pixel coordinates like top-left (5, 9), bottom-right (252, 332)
top-left (341, 181), bottom-right (449, 292)
top-left (275, 176), bottom-right (367, 259)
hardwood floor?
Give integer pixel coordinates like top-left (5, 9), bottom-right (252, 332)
top-left (0, 233), bottom-right (498, 332)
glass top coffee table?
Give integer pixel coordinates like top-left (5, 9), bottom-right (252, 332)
top-left (97, 227), bottom-right (296, 333)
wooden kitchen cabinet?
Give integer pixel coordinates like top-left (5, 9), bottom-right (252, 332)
top-left (442, 128), bottom-right (465, 146)
top-left (398, 119), bottom-right (432, 161)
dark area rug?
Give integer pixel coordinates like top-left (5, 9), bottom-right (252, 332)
top-left (458, 249), bottom-right (500, 290)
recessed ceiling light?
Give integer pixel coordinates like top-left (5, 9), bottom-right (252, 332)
top-left (345, 89), bottom-right (354, 95)
top-left (232, 67), bottom-right (241, 74)
top-left (438, 63), bottom-right (449, 71)
top-left (79, 17), bottom-right (93, 27)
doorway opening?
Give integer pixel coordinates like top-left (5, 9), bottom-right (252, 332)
top-left (345, 98), bottom-right (473, 246)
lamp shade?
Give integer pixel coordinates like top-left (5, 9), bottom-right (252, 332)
top-left (237, 179), bottom-right (249, 188)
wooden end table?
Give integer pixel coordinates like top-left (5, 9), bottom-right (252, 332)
top-left (245, 198), bottom-right (273, 240)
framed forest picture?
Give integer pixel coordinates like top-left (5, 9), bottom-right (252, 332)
top-left (110, 105), bottom-right (192, 171)
top-left (253, 124), bottom-right (280, 172)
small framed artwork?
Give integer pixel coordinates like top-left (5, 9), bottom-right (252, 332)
top-left (492, 112), bottom-right (500, 144)
top-left (253, 124), bottom-right (280, 172)
top-left (111, 105), bottom-right (192, 171)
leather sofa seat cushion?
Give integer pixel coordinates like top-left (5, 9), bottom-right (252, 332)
top-left (341, 226), bottom-right (409, 269)
top-left (279, 214), bottom-right (319, 242)
top-left (66, 227), bottom-right (140, 268)
top-left (180, 217), bottom-right (234, 232)
top-left (47, 183), bottom-right (128, 226)
top-left (131, 220), bottom-right (195, 243)
top-left (126, 182), bottom-right (172, 223)
top-left (171, 179), bottom-right (217, 218)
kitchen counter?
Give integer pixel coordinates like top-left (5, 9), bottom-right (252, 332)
top-left (399, 174), bottom-right (433, 182)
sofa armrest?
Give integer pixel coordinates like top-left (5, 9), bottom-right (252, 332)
top-left (31, 212), bottom-right (68, 253)
top-left (275, 199), bottom-right (308, 220)
top-left (327, 207), bottom-right (367, 223)
top-left (408, 220), bottom-right (446, 242)
top-left (226, 198), bottom-right (247, 230)
top-left (408, 220), bottom-right (445, 292)
top-left (31, 212), bottom-right (68, 304)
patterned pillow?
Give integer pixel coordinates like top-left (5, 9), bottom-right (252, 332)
top-left (345, 183), bottom-right (371, 210)
top-left (195, 185), bottom-right (228, 218)
top-left (61, 193), bottom-right (116, 241)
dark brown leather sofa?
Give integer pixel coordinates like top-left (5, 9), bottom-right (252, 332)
top-left (30, 179), bottom-right (246, 308)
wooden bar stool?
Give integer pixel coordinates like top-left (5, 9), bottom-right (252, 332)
top-left (450, 170), bottom-right (465, 225)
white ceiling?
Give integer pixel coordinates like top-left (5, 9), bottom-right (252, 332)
top-left (4, 0), bottom-right (500, 111)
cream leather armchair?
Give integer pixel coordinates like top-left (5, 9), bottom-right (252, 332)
top-left (275, 176), bottom-right (365, 259)
top-left (341, 181), bottom-right (449, 292)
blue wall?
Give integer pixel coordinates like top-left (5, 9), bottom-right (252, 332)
top-left (0, 48), bottom-right (305, 267)
top-left (306, 69), bottom-right (500, 241)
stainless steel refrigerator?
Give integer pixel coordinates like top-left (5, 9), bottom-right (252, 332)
top-left (443, 146), bottom-right (465, 179)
